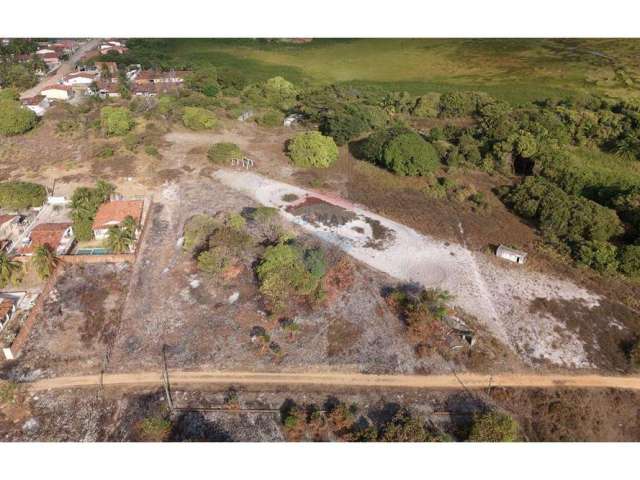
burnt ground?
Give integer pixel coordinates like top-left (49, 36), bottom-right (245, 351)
top-left (1, 385), bottom-right (638, 442)
top-left (107, 178), bottom-right (504, 376)
top-left (11, 263), bottom-right (132, 378)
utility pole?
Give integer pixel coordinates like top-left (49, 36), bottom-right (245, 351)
top-left (161, 344), bottom-right (174, 411)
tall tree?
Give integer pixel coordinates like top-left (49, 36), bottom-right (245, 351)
top-left (0, 252), bottom-right (22, 287)
top-left (31, 245), bottom-right (59, 280)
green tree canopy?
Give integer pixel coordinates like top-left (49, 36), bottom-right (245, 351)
top-left (468, 411), bottom-right (520, 442)
top-left (100, 106), bottom-right (135, 136)
top-left (0, 181), bottom-right (46, 210)
top-left (207, 142), bottom-right (242, 165)
top-left (287, 131), bottom-right (339, 168)
top-left (182, 106), bottom-right (218, 130)
top-left (382, 132), bottom-right (440, 176)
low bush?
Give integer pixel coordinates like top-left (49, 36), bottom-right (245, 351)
top-left (468, 411), bottom-right (520, 442)
top-left (382, 132), bottom-right (440, 176)
top-left (197, 246), bottom-right (230, 275)
top-left (257, 109), bottom-right (284, 128)
top-left (207, 142), bottom-right (242, 165)
top-left (0, 181), bottom-right (47, 210)
top-left (182, 106), bottom-right (218, 130)
top-left (183, 214), bottom-right (219, 254)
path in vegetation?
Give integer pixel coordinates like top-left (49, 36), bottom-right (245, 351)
top-left (28, 369), bottom-right (640, 393)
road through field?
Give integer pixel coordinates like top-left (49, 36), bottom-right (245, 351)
top-left (28, 370), bottom-right (640, 392)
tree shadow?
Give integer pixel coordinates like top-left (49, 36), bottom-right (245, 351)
top-left (169, 411), bottom-right (232, 442)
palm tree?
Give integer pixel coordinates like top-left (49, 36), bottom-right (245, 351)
top-left (0, 252), bottom-right (23, 288)
top-left (105, 226), bottom-right (133, 253)
top-left (120, 215), bottom-right (137, 238)
top-left (31, 245), bottom-right (59, 280)
top-left (615, 135), bottom-right (639, 161)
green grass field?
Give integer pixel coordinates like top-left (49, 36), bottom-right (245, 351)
top-left (152, 38), bottom-right (640, 104)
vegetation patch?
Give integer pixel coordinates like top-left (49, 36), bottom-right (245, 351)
top-left (0, 181), bottom-right (46, 210)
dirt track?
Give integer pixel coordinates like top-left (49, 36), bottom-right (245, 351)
top-left (28, 370), bottom-right (640, 392)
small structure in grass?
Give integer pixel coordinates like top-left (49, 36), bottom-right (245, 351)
top-left (496, 244), bottom-right (527, 265)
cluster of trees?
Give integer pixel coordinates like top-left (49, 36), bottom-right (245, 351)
top-left (502, 176), bottom-right (640, 276)
top-left (0, 39), bottom-right (44, 90)
top-left (70, 180), bottom-right (115, 241)
top-left (0, 180), bottom-right (46, 210)
top-left (0, 89), bottom-right (37, 136)
top-left (181, 106), bottom-right (218, 130)
top-left (105, 216), bottom-right (137, 253)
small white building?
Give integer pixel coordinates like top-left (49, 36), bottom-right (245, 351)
top-left (284, 113), bottom-right (303, 127)
top-left (40, 84), bottom-right (73, 101)
top-left (21, 95), bottom-right (50, 116)
top-left (62, 71), bottom-right (99, 86)
top-left (496, 245), bottom-right (527, 264)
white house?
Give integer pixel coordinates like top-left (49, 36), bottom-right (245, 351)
top-left (21, 95), bottom-right (50, 116)
top-left (40, 84), bottom-right (73, 101)
top-left (496, 245), bottom-right (527, 264)
top-left (62, 71), bottom-right (99, 86)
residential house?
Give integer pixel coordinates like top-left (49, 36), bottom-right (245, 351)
top-left (62, 71), bottom-right (99, 86)
top-left (21, 95), bottom-right (50, 116)
top-left (0, 298), bottom-right (16, 332)
top-left (134, 70), bottom-right (188, 85)
top-left (93, 80), bottom-right (121, 98)
top-left (100, 41), bottom-right (128, 55)
top-left (18, 223), bottom-right (74, 256)
top-left (38, 51), bottom-right (61, 69)
top-left (92, 200), bottom-right (143, 240)
top-left (40, 84), bottom-right (73, 101)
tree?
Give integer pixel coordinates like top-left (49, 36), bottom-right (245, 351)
top-left (70, 181), bottom-right (116, 241)
top-left (257, 109), bottom-right (284, 128)
top-left (105, 219), bottom-right (136, 253)
top-left (31, 245), bottom-right (59, 280)
top-left (207, 142), bottom-right (242, 165)
top-left (468, 411), bottom-right (520, 442)
top-left (185, 66), bottom-right (219, 97)
top-left (619, 245), bottom-right (640, 277)
top-left (320, 109), bottom-right (369, 146)
top-left (287, 131), bottom-right (339, 168)
top-left (575, 241), bottom-right (619, 273)
top-left (100, 106), bottom-right (135, 136)
top-left (0, 252), bottom-right (22, 288)
top-left (379, 409), bottom-right (431, 442)
top-left (0, 99), bottom-right (38, 136)
top-left (411, 93), bottom-right (441, 118)
top-left (182, 106), bottom-right (217, 130)
top-left (382, 132), bottom-right (440, 176)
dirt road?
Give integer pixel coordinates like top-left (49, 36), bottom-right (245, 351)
top-left (28, 370), bottom-right (640, 392)
top-left (20, 39), bottom-right (101, 99)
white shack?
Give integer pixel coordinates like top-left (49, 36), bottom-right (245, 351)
top-left (496, 244), bottom-right (527, 264)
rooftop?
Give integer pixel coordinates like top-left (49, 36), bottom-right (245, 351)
top-left (93, 200), bottom-right (143, 230)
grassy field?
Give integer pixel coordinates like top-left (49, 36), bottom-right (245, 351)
top-left (152, 38), bottom-right (640, 104)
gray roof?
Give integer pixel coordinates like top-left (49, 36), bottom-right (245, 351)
top-left (496, 244), bottom-right (527, 257)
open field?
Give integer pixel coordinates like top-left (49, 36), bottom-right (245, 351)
top-left (140, 38), bottom-right (640, 103)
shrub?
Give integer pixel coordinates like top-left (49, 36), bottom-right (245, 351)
top-left (0, 381), bottom-right (18, 404)
top-left (225, 212), bottom-right (246, 231)
top-left (412, 93), bottom-right (441, 118)
top-left (619, 245), bottom-right (640, 277)
top-left (250, 206), bottom-right (279, 224)
top-left (100, 106), bottom-right (135, 136)
top-left (182, 106), bottom-right (218, 130)
top-left (320, 110), bottom-right (369, 146)
top-left (207, 142), bottom-right (242, 165)
top-left (0, 181), bottom-right (46, 210)
top-left (137, 417), bottom-right (172, 442)
top-left (287, 131), bottom-right (339, 168)
top-left (197, 246), bottom-right (229, 275)
top-left (256, 243), bottom-right (325, 310)
top-left (183, 214), bottom-right (219, 254)
top-left (468, 411), bottom-right (520, 442)
top-left (185, 66), bottom-right (219, 97)
top-left (379, 409), bottom-right (431, 442)
top-left (257, 109), bottom-right (284, 127)
top-left (575, 241), bottom-right (619, 273)
top-left (360, 124), bottom-right (412, 165)
top-left (0, 99), bottom-right (37, 136)
top-left (382, 132), bottom-right (440, 176)
top-left (144, 144), bottom-right (159, 157)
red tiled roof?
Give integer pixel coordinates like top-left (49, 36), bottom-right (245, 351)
top-left (21, 95), bottom-right (45, 106)
top-left (0, 299), bottom-right (15, 320)
top-left (42, 84), bottom-right (72, 92)
top-left (18, 222), bottom-right (71, 255)
top-left (92, 200), bottom-right (143, 230)
top-left (39, 52), bottom-right (59, 59)
top-left (0, 214), bottom-right (17, 226)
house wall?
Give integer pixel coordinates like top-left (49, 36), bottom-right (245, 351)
top-left (41, 89), bottom-right (69, 100)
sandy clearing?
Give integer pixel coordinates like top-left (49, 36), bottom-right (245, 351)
top-left (27, 369), bottom-right (640, 393)
top-left (213, 169), bottom-right (604, 368)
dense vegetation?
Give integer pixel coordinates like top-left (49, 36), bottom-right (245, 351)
top-left (207, 142), bottom-right (242, 165)
top-left (0, 39), bottom-right (44, 90)
top-left (100, 106), bottom-right (135, 136)
top-left (0, 181), bottom-right (46, 210)
top-left (0, 96), bottom-right (38, 136)
top-left (287, 131), bottom-right (338, 168)
top-left (70, 180), bottom-right (115, 241)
